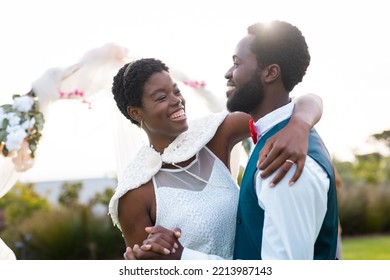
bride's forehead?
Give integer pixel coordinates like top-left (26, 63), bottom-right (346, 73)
top-left (144, 71), bottom-right (175, 91)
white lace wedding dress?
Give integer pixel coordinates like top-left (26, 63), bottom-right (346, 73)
top-left (109, 111), bottom-right (239, 259)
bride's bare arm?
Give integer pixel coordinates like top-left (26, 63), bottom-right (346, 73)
top-left (257, 93), bottom-right (323, 186)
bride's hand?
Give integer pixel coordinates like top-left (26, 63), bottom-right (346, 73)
top-left (257, 117), bottom-right (310, 186)
top-left (130, 225), bottom-right (183, 260)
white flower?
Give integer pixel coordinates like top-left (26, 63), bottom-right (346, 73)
top-left (12, 95), bottom-right (34, 112)
top-left (5, 129), bottom-right (28, 152)
top-left (6, 124), bottom-right (23, 133)
top-left (21, 117), bottom-right (36, 130)
top-left (6, 112), bottom-right (21, 126)
top-left (0, 108), bottom-right (5, 123)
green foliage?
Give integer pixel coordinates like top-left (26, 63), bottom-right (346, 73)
top-left (366, 185), bottom-right (390, 232)
top-left (353, 153), bottom-right (387, 184)
top-left (1, 181), bottom-right (125, 259)
top-left (13, 207), bottom-right (89, 259)
top-left (5, 206), bottom-right (124, 259)
top-left (333, 129), bottom-right (390, 236)
top-left (382, 157), bottom-right (390, 183)
top-left (58, 181), bottom-right (83, 207)
top-left (0, 182), bottom-right (49, 226)
top-left (338, 185), bottom-right (369, 234)
top-left (333, 160), bottom-right (355, 186)
top-left (89, 188), bottom-right (114, 207)
top-left (338, 184), bottom-right (390, 235)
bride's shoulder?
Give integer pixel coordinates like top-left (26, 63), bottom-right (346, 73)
top-left (108, 145), bottom-right (162, 229)
top-left (117, 146), bottom-right (162, 191)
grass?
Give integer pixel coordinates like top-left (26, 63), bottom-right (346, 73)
top-left (341, 234), bottom-right (390, 260)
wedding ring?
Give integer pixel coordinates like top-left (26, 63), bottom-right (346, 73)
top-left (285, 159), bottom-right (294, 164)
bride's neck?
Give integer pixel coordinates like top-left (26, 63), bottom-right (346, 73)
top-left (149, 137), bottom-right (177, 154)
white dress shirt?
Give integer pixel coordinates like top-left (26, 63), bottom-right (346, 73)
top-left (253, 101), bottom-right (330, 259)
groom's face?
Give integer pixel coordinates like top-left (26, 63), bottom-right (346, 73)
top-left (225, 35), bottom-right (264, 114)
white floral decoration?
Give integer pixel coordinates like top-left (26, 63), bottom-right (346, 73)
top-left (0, 94), bottom-right (45, 158)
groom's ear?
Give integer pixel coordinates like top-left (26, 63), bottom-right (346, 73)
top-left (263, 64), bottom-right (281, 84)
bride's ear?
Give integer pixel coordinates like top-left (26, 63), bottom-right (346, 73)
top-left (127, 106), bottom-right (142, 124)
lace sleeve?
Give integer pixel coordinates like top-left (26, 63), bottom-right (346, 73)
top-left (108, 145), bottom-right (162, 229)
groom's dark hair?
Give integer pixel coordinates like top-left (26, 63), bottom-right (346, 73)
top-left (248, 20), bottom-right (310, 92)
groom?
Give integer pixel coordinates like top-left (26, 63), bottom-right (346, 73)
top-left (125, 20), bottom-right (338, 260)
top-left (225, 20), bottom-right (338, 259)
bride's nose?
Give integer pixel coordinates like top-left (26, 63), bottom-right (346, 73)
top-left (171, 95), bottom-right (183, 106)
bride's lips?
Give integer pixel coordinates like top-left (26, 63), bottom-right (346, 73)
top-left (169, 108), bottom-right (186, 121)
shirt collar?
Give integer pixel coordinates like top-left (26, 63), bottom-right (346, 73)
top-left (253, 99), bottom-right (294, 138)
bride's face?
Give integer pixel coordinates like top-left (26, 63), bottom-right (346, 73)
top-left (138, 71), bottom-right (188, 143)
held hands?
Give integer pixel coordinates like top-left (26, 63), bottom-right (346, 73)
top-left (124, 225), bottom-right (183, 260)
top-left (257, 117), bottom-right (310, 187)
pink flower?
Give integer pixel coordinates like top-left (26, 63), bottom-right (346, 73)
top-left (183, 80), bottom-right (206, 89)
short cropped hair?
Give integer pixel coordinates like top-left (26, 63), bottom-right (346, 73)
top-left (248, 20), bottom-right (311, 91)
top-left (112, 58), bottom-right (169, 125)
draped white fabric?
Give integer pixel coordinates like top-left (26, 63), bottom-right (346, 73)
top-left (0, 43), bottom-right (129, 259)
top-left (0, 238), bottom-right (16, 260)
top-left (1, 42), bottom-right (130, 191)
top-left (0, 157), bottom-right (19, 259)
top-left (0, 158), bottom-right (21, 199)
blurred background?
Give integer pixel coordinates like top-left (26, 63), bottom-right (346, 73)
top-left (0, 0), bottom-right (389, 259)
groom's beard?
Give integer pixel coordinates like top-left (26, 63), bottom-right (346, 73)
top-left (226, 74), bottom-right (264, 114)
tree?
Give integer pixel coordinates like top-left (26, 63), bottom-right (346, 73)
top-left (89, 188), bottom-right (114, 207)
top-left (369, 130), bottom-right (390, 183)
top-left (371, 130), bottom-right (390, 150)
top-left (0, 182), bottom-right (49, 226)
top-left (58, 182), bottom-right (82, 207)
top-left (353, 152), bottom-right (387, 185)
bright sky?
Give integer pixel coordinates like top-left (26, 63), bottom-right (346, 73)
top-left (1, 0), bottom-right (389, 182)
